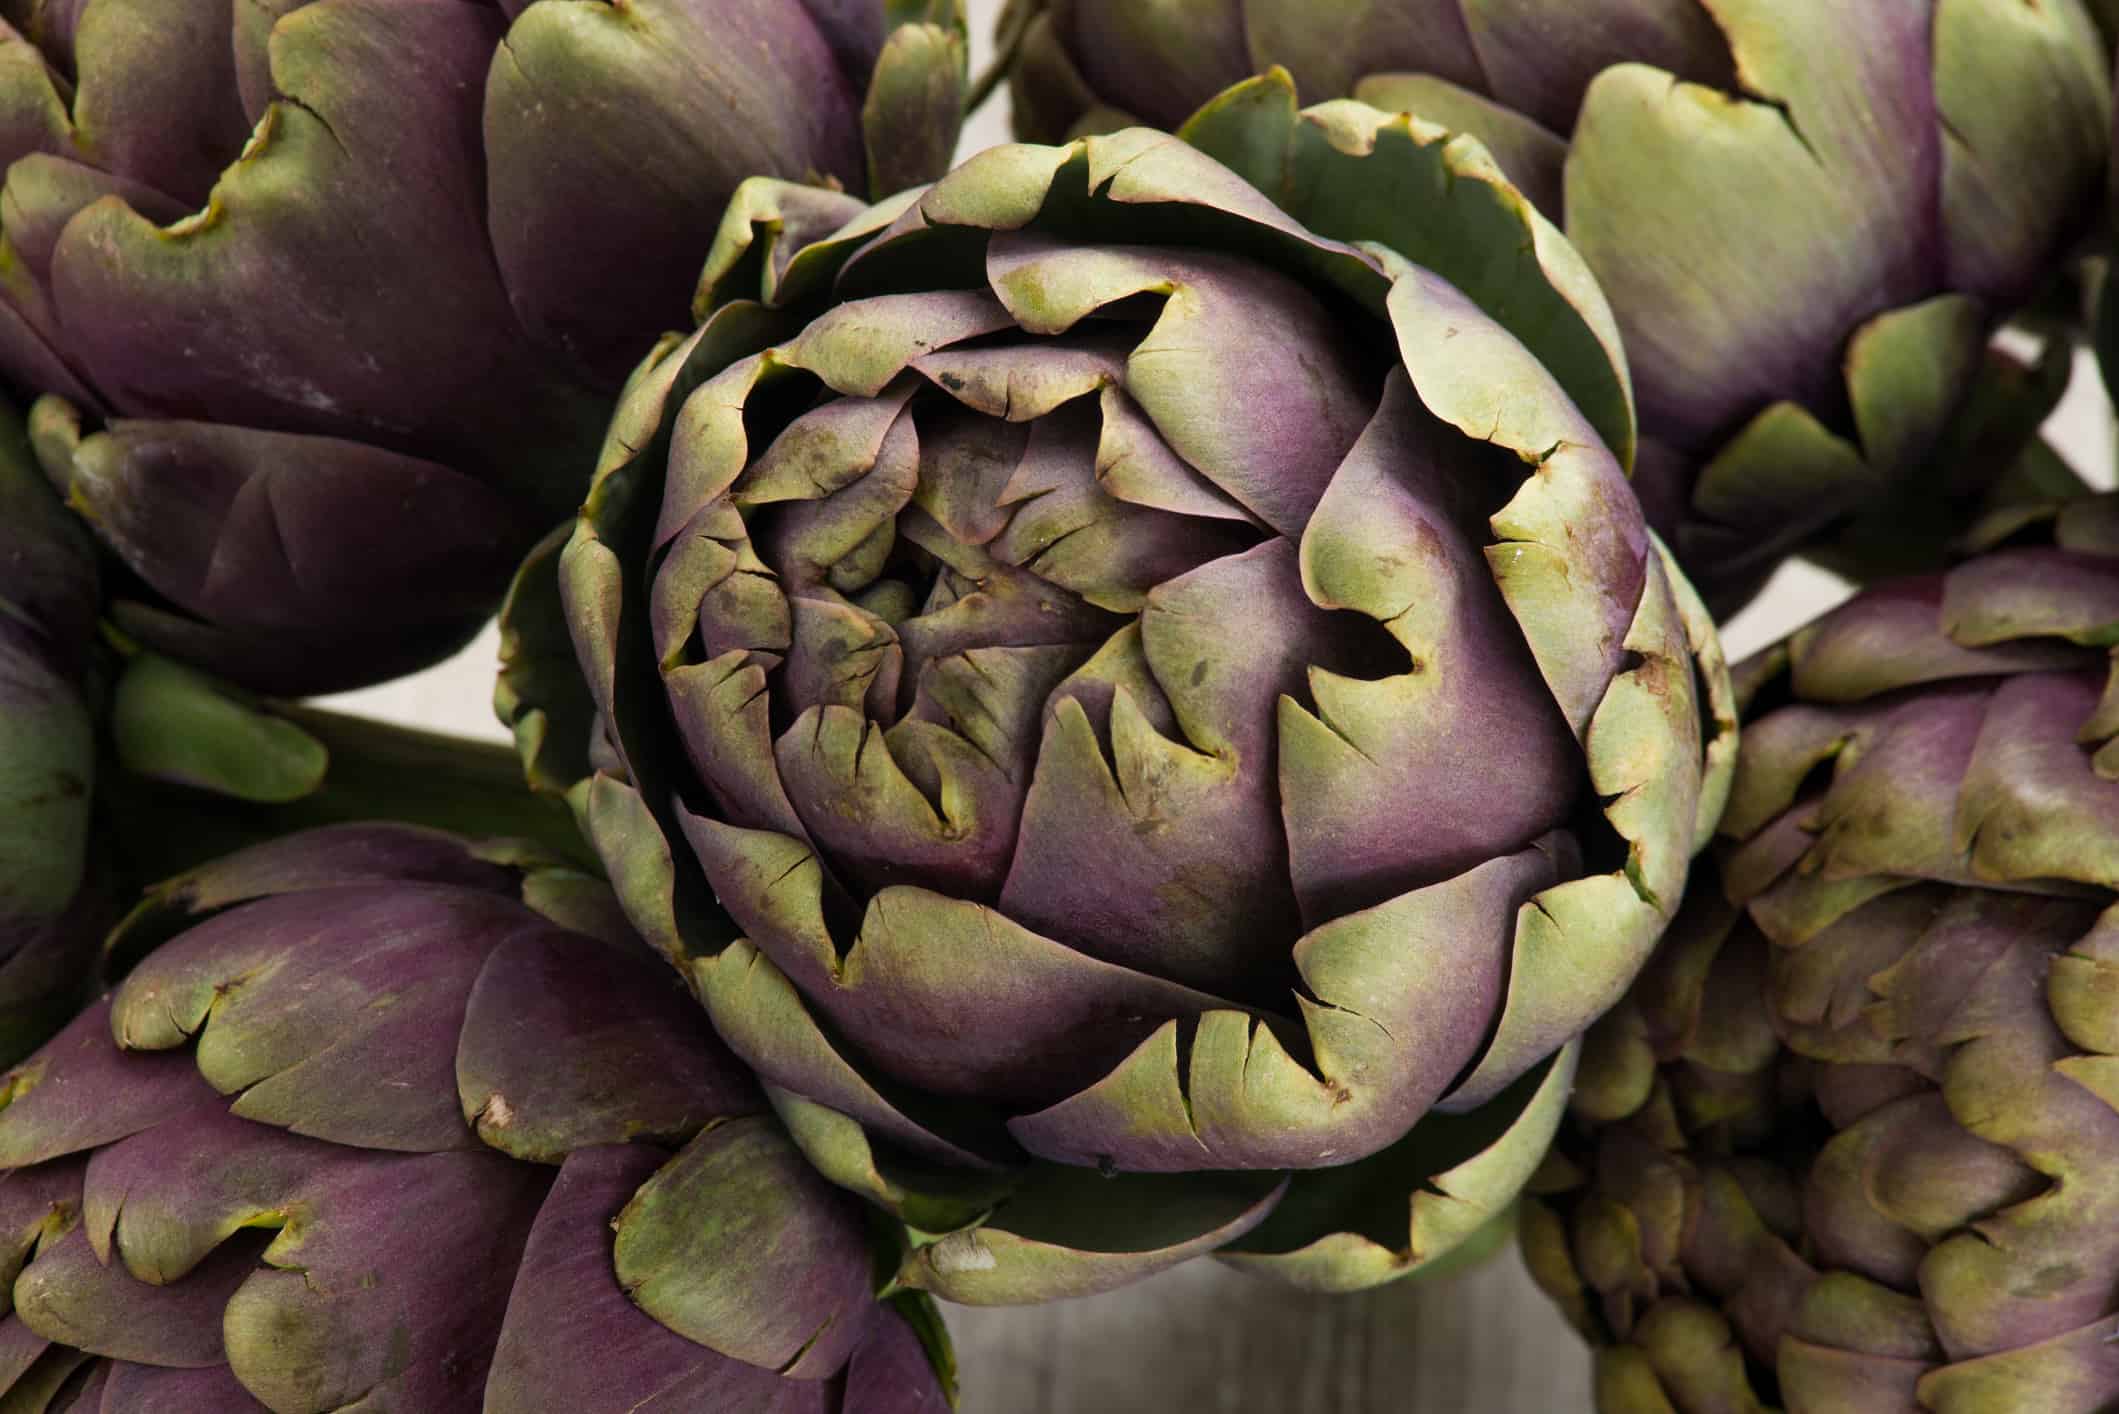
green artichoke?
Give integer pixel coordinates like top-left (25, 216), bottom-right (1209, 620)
top-left (0, 0), bottom-right (969, 694)
top-left (501, 111), bottom-right (1736, 1302)
top-left (0, 823), bottom-right (951, 1412)
top-left (1522, 495), bottom-right (2119, 1412)
top-left (1000, 1), bottom-right (2114, 612)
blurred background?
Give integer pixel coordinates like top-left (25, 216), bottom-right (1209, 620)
top-left (320, 5), bottom-right (2118, 1406)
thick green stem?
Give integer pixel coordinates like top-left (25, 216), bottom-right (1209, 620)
top-left (102, 705), bottom-right (596, 890)
top-left (280, 706), bottom-right (595, 862)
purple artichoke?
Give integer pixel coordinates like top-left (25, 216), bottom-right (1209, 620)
top-left (500, 111), bottom-right (1736, 1302)
top-left (1522, 495), bottom-right (2119, 1412)
top-left (1001, 1), bottom-right (2114, 612)
top-left (0, 0), bottom-right (968, 694)
top-left (0, 823), bottom-right (951, 1412)
top-left (0, 383), bottom-right (601, 1069)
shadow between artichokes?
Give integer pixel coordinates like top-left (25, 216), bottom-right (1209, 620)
top-left (999, 2), bottom-right (2114, 614)
top-left (0, 823), bottom-right (951, 1412)
top-left (499, 109), bottom-right (1738, 1303)
top-left (1523, 494), bottom-right (2119, 1413)
top-left (0, 381), bottom-right (105, 1069)
top-left (0, 0), bottom-right (970, 694)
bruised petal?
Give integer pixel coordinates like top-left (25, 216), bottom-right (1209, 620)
top-left (1792, 686), bottom-right (1987, 888)
top-left (457, 930), bottom-right (764, 1162)
top-left (912, 333), bottom-right (1127, 424)
top-left (780, 596), bottom-right (903, 717)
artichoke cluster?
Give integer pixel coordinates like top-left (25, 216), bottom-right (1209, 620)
top-left (0, 0), bottom-right (2110, 1410)
top-left (1524, 500), bottom-right (2119, 1413)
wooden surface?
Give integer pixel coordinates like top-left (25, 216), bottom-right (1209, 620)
top-left (948, 1249), bottom-right (1591, 1412)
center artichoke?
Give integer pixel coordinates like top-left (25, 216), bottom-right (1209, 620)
top-left (505, 110), bottom-right (1735, 1301)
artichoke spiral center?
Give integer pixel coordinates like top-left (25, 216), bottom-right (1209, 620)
top-left (665, 255), bottom-right (1587, 1001)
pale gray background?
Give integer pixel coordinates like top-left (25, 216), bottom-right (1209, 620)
top-left (323, 9), bottom-right (2116, 1407)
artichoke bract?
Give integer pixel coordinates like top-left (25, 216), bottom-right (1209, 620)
top-left (1522, 497), bottom-right (2119, 1413)
top-left (0, 824), bottom-right (951, 1413)
top-left (504, 114), bottom-right (1736, 1301)
top-left (1002, 1), bottom-right (2114, 611)
top-left (0, 0), bottom-right (968, 694)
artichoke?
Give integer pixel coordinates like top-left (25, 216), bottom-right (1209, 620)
top-left (0, 380), bottom-right (605, 1069)
top-left (1000, 1), bottom-right (2114, 611)
top-left (1522, 495), bottom-right (2119, 1412)
top-left (501, 112), bottom-right (1735, 1302)
top-left (0, 823), bottom-right (951, 1412)
top-left (0, 0), bottom-right (969, 694)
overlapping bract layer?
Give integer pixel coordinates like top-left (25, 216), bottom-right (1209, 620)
top-left (0, 824), bottom-right (949, 1412)
top-left (0, 0), bottom-right (966, 693)
top-left (510, 114), bottom-right (1734, 1301)
top-left (1003, 0), bottom-right (2114, 611)
top-left (1523, 497), bottom-right (2119, 1413)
